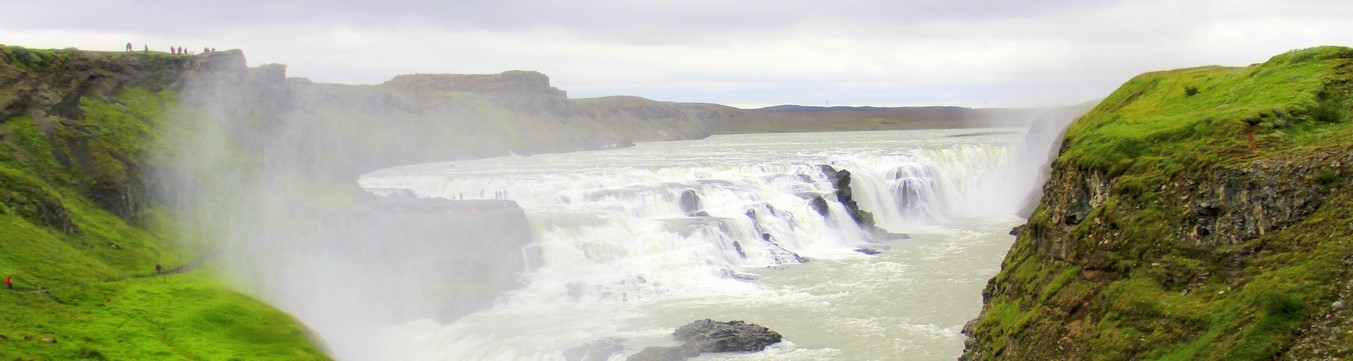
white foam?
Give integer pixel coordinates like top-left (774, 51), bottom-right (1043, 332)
top-left (359, 129), bottom-right (1038, 360)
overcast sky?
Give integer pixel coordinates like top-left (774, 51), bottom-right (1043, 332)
top-left (4, 0), bottom-right (1351, 108)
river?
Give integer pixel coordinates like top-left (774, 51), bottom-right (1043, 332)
top-left (358, 128), bottom-right (1032, 360)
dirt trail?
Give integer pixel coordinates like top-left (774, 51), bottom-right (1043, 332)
top-left (7, 251), bottom-right (220, 295)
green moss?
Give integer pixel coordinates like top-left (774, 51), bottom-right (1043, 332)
top-left (969, 46), bottom-right (1353, 360)
top-left (1, 73), bottom-right (328, 358)
top-left (1041, 266), bottom-right (1079, 299)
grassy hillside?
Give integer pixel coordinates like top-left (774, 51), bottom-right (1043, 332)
top-left (963, 46), bottom-right (1353, 360)
top-left (0, 45), bottom-right (328, 360)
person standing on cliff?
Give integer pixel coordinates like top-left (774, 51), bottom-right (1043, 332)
top-left (125, 42), bottom-right (132, 52)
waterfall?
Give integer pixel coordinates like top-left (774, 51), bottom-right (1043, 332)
top-left (357, 129), bottom-right (1032, 359)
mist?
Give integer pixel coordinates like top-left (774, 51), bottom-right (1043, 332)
top-left (952, 103), bottom-right (1091, 219)
top-left (148, 50), bottom-right (1085, 360)
top-left (153, 53), bottom-right (570, 360)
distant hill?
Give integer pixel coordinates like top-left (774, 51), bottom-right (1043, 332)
top-left (576, 97), bottom-right (1047, 137)
top-left (732, 104), bottom-right (1043, 133)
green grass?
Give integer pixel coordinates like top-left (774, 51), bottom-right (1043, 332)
top-left (0, 50), bottom-right (330, 360)
top-left (1059, 46), bottom-right (1353, 177)
top-left (0, 271), bottom-right (327, 360)
top-left (967, 46), bottom-right (1353, 360)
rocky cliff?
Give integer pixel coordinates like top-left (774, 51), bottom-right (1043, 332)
top-left (0, 46), bottom-right (332, 359)
top-left (962, 46), bottom-right (1353, 360)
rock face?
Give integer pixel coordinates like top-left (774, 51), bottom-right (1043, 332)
top-left (961, 46), bottom-right (1353, 360)
top-left (0, 47), bottom-right (236, 223)
top-left (355, 197), bottom-right (537, 323)
top-left (820, 165), bottom-right (872, 226)
top-left (818, 165), bottom-right (908, 241)
top-left (628, 320), bottom-right (783, 361)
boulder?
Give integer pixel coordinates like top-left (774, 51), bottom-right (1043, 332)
top-left (628, 319), bottom-right (782, 361)
top-left (679, 190), bottom-right (702, 215)
top-left (808, 196), bottom-right (830, 216)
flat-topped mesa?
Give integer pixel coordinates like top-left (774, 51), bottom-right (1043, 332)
top-left (378, 70), bottom-right (583, 116)
top-left (381, 70), bottom-right (564, 97)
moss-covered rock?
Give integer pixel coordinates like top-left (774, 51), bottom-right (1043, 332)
top-left (0, 46), bottom-right (331, 360)
top-left (962, 46), bottom-right (1353, 360)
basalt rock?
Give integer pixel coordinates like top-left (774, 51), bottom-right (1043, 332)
top-left (679, 189), bottom-right (702, 215)
top-left (628, 319), bottom-right (782, 361)
top-left (820, 165), bottom-right (872, 225)
top-left (818, 165), bottom-right (907, 242)
top-left (962, 46), bottom-right (1353, 360)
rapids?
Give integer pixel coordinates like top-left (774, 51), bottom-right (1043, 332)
top-left (358, 128), bottom-right (1034, 360)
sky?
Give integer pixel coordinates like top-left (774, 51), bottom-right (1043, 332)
top-left (3, 0), bottom-right (1352, 108)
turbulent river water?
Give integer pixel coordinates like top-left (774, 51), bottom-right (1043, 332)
top-left (358, 128), bottom-right (1035, 360)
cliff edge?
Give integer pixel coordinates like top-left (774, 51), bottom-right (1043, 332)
top-left (962, 46), bottom-right (1353, 360)
top-left (0, 46), bottom-right (332, 359)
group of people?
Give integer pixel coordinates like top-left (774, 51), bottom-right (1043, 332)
top-left (169, 46), bottom-right (216, 55)
top-left (123, 42), bottom-right (217, 55)
top-left (450, 190), bottom-right (510, 200)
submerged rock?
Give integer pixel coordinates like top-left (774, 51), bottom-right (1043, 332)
top-left (628, 319), bottom-right (783, 361)
top-left (855, 247), bottom-right (883, 255)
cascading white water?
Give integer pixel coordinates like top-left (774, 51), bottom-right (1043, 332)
top-left (358, 128), bottom-right (1033, 360)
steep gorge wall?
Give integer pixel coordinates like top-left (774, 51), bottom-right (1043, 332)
top-left (0, 45), bottom-right (338, 360)
top-left (962, 46), bottom-right (1353, 360)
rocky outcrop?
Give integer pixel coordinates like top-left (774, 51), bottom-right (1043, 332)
top-left (0, 169), bottom-right (77, 234)
top-left (678, 189), bottom-right (702, 216)
top-left (627, 320), bottom-right (782, 361)
top-left (818, 165), bottom-right (908, 241)
top-left (962, 46), bottom-right (1353, 360)
top-left (0, 46), bottom-right (239, 221)
top-left (821, 165), bottom-right (872, 226)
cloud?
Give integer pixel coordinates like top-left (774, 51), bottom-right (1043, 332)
top-left (3, 0), bottom-right (1351, 107)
